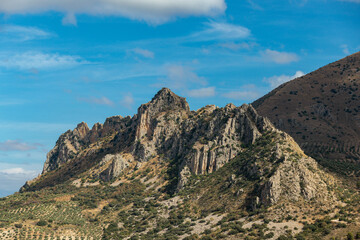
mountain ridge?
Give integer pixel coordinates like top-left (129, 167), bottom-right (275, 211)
top-left (21, 88), bottom-right (336, 209)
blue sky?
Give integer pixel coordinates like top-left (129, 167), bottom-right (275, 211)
top-left (0, 0), bottom-right (359, 197)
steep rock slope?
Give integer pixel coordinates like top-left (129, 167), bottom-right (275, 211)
top-left (253, 52), bottom-right (360, 174)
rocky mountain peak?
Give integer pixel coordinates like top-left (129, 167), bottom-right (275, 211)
top-left (73, 122), bottom-right (90, 139)
top-left (138, 88), bottom-right (190, 117)
top-left (42, 122), bottom-right (89, 173)
top-left (133, 88), bottom-right (190, 152)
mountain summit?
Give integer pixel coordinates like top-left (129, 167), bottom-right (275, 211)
top-left (141, 87), bottom-right (190, 113)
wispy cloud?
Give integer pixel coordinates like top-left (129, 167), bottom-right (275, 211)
top-left (129, 48), bottom-right (154, 59)
top-left (0, 99), bottom-right (25, 106)
top-left (0, 0), bottom-right (226, 25)
top-left (79, 96), bottom-right (114, 106)
top-left (0, 140), bottom-right (42, 152)
top-left (0, 163), bottom-right (41, 197)
top-left (187, 87), bottom-right (216, 98)
top-left (0, 167), bottom-right (36, 175)
top-left (340, 44), bottom-right (350, 55)
top-left (120, 93), bottom-right (135, 109)
top-left (246, 0), bottom-right (263, 10)
top-left (261, 49), bottom-right (299, 64)
top-left (223, 84), bottom-right (262, 101)
top-left (264, 70), bottom-right (305, 88)
top-left (0, 122), bottom-right (74, 132)
top-left (157, 64), bottom-right (207, 90)
top-left (0, 52), bottom-right (87, 70)
top-left (219, 42), bottom-right (255, 51)
top-left (189, 21), bottom-right (250, 42)
top-left (0, 25), bottom-right (53, 41)
top-left (223, 91), bottom-right (261, 101)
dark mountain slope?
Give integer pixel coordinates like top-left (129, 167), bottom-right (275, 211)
top-left (253, 52), bottom-right (360, 175)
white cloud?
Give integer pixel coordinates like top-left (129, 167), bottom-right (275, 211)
top-left (121, 94), bottom-right (135, 109)
top-left (0, 163), bottom-right (41, 197)
top-left (0, 0), bottom-right (226, 25)
top-left (264, 70), bottom-right (305, 88)
top-left (187, 87), bottom-right (216, 98)
top-left (159, 64), bottom-right (207, 90)
top-left (0, 52), bottom-right (87, 70)
top-left (0, 140), bottom-right (42, 152)
top-left (0, 25), bottom-right (53, 41)
top-left (261, 49), bottom-right (299, 64)
top-left (130, 48), bottom-right (154, 58)
top-left (190, 21), bottom-right (250, 42)
top-left (79, 96), bottom-right (114, 106)
top-left (0, 167), bottom-right (36, 175)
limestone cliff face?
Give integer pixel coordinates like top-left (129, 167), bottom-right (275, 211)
top-left (174, 104), bottom-right (273, 190)
top-left (42, 88), bottom-right (272, 180)
top-left (260, 156), bottom-right (329, 205)
top-left (42, 115), bottom-right (132, 173)
top-left (43, 122), bottom-right (90, 173)
top-left (132, 88), bottom-right (190, 162)
top-left (99, 154), bottom-right (131, 181)
top-left (238, 130), bottom-right (335, 208)
top-left (36, 88), bottom-right (334, 206)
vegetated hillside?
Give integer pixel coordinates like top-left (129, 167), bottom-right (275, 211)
top-left (0, 89), bottom-right (358, 240)
top-left (253, 52), bottom-right (360, 175)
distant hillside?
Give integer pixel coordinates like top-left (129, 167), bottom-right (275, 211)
top-left (254, 52), bottom-right (360, 175)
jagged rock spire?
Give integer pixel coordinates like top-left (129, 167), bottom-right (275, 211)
top-left (138, 88), bottom-right (190, 116)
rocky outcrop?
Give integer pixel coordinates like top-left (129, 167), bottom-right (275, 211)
top-left (260, 156), bottom-right (330, 205)
top-left (42, 115), bottom-right (132, 173)
top-left (42, 122), bottom-right (90, 173)
top-left (132, 88), bottom-right (190, 161)
top-left (240, 131), bottom-right (334, 208)
top-left (174, 104), bottom-right (273, 190)
top-left (99, 154), bottom-right (131, 181)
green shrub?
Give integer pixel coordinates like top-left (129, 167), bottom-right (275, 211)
top-left (37, 220), bottom-right (47, 226)
top-left (265, 232), bottom-right (274, 239)
top-left (14, 223), bottom-right (23, 228)
top-left (348, 232), bottom-right (354, 240)
top-left (355, 232), bottom-right (360, 239)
